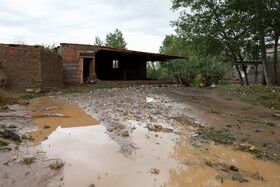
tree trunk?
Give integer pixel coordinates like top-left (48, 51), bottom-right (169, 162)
top-left (273, 31), bottom-right (279, 85)
top-left (260, 35), bottom-right (272, 85)
top-left (234, 61), bottom-right (243, 85)
top-left (241, 63), bottom-right (249, 85)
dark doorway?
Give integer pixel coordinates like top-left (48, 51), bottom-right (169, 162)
top-left (83, 58), bottom-right (91, 82)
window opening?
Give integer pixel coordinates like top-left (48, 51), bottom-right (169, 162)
top-left (113, 60), bottom-right (119, 69)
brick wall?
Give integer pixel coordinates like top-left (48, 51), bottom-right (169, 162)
top-left (0, 44), bottom-right (63, 91)
top-left (40, 48), bottom-right (63, 90)
top-left (0, 44), bottom-right (42, 91)
top-left (59, 44), bottom-right (79, 85)
top-left (59, 44), bottom-right (100, 85)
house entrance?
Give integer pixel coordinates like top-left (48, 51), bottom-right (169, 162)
top-left (83, 58), bottom-right (93, 82)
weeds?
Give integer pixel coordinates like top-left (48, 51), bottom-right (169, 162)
top-left (219, 85), bottom-right (280, 109)
top-left (207, 107), bottom-right (222, 116)
top-left (21, 135), bottom-right (34, 141)
top-left (49, 160), bottom-right (64, 170)
top-left (20, 157), bottom-right (36, 165)
top-left (172, 116), bottom-right (193, 125)
top-left (0, 140), bottom-right (8, 147)
top-left (44, 125), bottom-right (51, 129)
top-left (199, 126), bottom-right (235, 144)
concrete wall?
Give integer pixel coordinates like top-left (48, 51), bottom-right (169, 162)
top-left (0, 44), bottom-right (63, 91)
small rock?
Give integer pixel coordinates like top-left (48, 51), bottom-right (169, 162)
top-left (273, 113), bottom-right (280, 118)
top-left (231, 173), bottom-right (248, 183)
top-left (122, 131), bottom-right (129, 137)
top-left (230, 165), bottom-right (239, 172)
top-left (34, 89), bottom-right (42, 94)
top-left (249, 146), bottom-right (256, 151)
top-left (2, 129), bottom-right (20, 141)
top-left (25, 89), bottom-right (34, 93)
top-left (89, 184), bottom-right (95, 187)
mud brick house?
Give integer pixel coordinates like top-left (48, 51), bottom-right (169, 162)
top-left (58, 43), bottom-right (188, 85)
top-left (0, 44), bottom-right (63, 91)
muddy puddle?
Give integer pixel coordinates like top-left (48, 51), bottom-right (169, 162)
top-left (28, 97), bottom-right (99, 143)
top-left (29, 97), bottom-right (280, 187)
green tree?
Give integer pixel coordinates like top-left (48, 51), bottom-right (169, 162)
top-left (94, 36), bottom-right (104, 46)
top-left (105, 29), bottom-right (127, 49)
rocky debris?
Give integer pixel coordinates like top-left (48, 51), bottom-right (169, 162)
top-left (25, 89), bottom-right (34, 93)
top-left (149, 168), bottom-right (160, 175)
top-left (1, 129), bottom-right (20, 141)
top-left (230, 165), bottom-right (239, 172)
top-left (89, 184), bottom-right (95, 187)
top-left (122, 131), bottom-right (129, 137)
top-left (273, 113), bottom-right (280, 118)
top-left (147, 124), bottom-right (173, 133)
top-left (231, 173), bottom-right (249, 183)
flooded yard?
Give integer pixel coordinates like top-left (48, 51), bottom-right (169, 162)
top-left (1, 85), bottom-right (280, 186)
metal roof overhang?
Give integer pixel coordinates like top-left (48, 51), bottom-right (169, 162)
top-left (96, 46), bottom-right (190, 62)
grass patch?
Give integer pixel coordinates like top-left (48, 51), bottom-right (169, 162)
top-left (0, 140), bottom-right (9, 147)
top-left (219, 85), bottom-right (280, 109)
top-left (199, 126), bottom-right (235, 144)
top-left (172, 116), bottom-right (193, 125)
top-left (0, 147), bottom-right (12, 152)
top-left (21, 135), bottom-right (34, 141)
top-left (44, 125), bottom-right (51, 129)
top-left (207, 107), bottom-right (222, 116)
top-left (20, 157), bottom-right (36, 165)
top-left (264, 122), bottom-right (276, 127)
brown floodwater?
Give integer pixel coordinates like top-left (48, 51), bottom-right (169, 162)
top-left (29, 97), bottom-right (99, 143)
top-left (30, 97), bottom-right (280, 187)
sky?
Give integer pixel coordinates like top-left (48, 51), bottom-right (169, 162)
top-left (0, 0), bottom-right (180, 53)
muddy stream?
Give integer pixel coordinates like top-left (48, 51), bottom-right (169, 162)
top-left (28, 95), bottom-right (280, 187)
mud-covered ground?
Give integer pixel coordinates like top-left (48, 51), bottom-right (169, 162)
top-left (1, 84), bottom-right (280, 186)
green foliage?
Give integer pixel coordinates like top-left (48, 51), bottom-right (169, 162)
top-left (199, 56), bottom-right (225, 86)
top-left (0, 140), bottom-right (9, 147)
top-left (42, 43), bottom-right (56, 53)
top-left (105, 29), bottom-right (127, 49)
top-left (147, 62), bottom-right (170, 80)
top-left (159, 34), bottom-right (225, 86)
top-left (94, 36), bottom-right (104, 46)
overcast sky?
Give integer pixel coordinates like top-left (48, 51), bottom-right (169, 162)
top-left (0, 0), bottom-right (180, 53)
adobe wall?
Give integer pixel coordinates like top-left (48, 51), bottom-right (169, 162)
top-left (0, 44), bottom-right (63, 91)
top-left (0, 44), bottom-right (42, 90)
top-left (40, 48), bottom-right (63, 90)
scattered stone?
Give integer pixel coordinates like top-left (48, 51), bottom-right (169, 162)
top-left (89, 184), bottom-right (95, 187)
top-left (149, 168), bottom-right (160, 175)
top-left (34, 89), bottom-right (42, 94)
top-left (273, 113), bottom-right (280, 118)
top-left (122, 131), bottom-right (129, 137)
top-left (230, 165), bottom-right (239, 172)
top-left (231, 173), bottom-right (249, 183)
top-left (2, 129), bottom-right (20, 141)
top-left (25, 89), bottom-right (34, 93)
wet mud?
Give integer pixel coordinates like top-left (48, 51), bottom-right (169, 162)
top-left (31, 86), bottom-right (280, 186)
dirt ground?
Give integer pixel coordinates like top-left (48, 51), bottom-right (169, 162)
top-left (0, 84), bottom-right (280, 186)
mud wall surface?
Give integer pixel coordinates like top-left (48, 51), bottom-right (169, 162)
top-left (0, 44), bottom-right (42, 90)
top-left (40, 48), bottom-right (63, 90)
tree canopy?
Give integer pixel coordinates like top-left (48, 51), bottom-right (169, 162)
top-left (170, 0), bottom-right (280, 85)
top-left (105, 29), bottom-right (127, 49)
